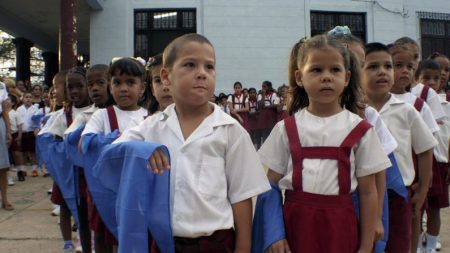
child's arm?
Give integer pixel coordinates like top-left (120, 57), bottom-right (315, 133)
top-left (357, 174), bottom-right (377, 253)
top-left (232, 198), bottom-right (253, 253)
top-left (265, 169), bottom-right (292, 253)
top-left (411, 149), bottom-right (433, 217)
top-left (17, 124), bottom-right (23, 144)
top-left (374, 170), bottom-right (386, 241)
top-left (2, 100), bottom-right (12, 145)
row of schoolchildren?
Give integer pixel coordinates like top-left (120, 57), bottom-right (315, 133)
top-left (36, 31), bottom-right (450, 253)
top-left (1, 87), bottom-right (52, 188)
top-left (215, 82), bottom-right (289, 149)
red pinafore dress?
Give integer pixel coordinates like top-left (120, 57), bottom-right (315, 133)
top-left (246, 99), bottom-right (258, 132)
top-left (87, 106), bottom-right (119, 245)
top-left (231, 94), bottom-right (249, 128)
top-left (257, 93), bottom-right (277, 129)
top-left (283, 116), bottom-right (372, 252)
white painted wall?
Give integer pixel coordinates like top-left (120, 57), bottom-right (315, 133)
top-left (90, 0), bottom-right (450, 94)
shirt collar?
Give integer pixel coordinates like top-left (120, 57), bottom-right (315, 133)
top-left (159, 103), bottom-right (237, 127)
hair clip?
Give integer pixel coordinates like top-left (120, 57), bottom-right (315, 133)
top-left (328, 26), bottom-right (352, 36)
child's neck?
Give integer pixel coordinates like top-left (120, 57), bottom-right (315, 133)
top-left (367, 93), bottom-right (391, 111)
top-left (24, 103), bottom-right (32, 108)
top-left (175, 102), bottom-right (214, 140)
top-left (307, 103), bottom-right (342, 117)
top-left (74, 103), bottom-right (90, 109)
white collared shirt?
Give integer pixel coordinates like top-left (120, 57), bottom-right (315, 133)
top-left (227, 94), bottom-right (246, 110)
top-left (411, 83), bottom-right (446, 121)
top-left (81, 105), bottom-right (148, 135)
top-left (378, 95), bottom-right (437, 186)
top-left (257, 92), bottom-right (279, 106)
top-left (9, 109), bottom-right (23, 134)
top-left (434, 94), bottom-right (450, 163)
top-left (258, 109), bottom-right (391, 193)
top-left (17, 104), bottom-right (39, 132)
top-left (365, 106), bottom-right (398, 155)
top-left (392, 92), bottom-right (440, 133)
top-left (42, 105), bottom-right (91, 137)
top-left (116, 103), bottom-right (270, 238)
top-left (64, 105), bottom-right (97, 135)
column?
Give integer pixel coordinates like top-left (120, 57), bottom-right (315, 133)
top-left (60, 0), bottom-right (77, 71)
top-left (12, 37), bottom-right (33, 82)
top-left (42, 51), bottom-right (59, 87)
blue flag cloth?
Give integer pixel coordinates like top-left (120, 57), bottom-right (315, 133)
top-left (38, 134), bottom-right (79, 224)
top-left (35, 133), bottom-right (53, 167)
top-left (385, 153), bottom-right (408, 200)
top-left (80, 132), bottom-right (119, 236)
top-left (94, 141), bottom-right (174, 253)
top-left (352, 152), bottom-right (405, 253)
top-left (252, 181), bottom-right (285, 253)
top-left (31, 113), bottom-right (44, 129)
top-left (64, 125), bottom-right (85, 168)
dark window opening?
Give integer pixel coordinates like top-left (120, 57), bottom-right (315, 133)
top-left (420, 19), bottom-right (450, 59)
top-left (310, 11), bottom-right (367, 43)
top-left (134, 9), bottom-right (196, 59)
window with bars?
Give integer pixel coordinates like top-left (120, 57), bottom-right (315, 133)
top-left (134, 9), bottom-right (196, 59)
top-left (310, 11), bottom-right (366, 42)
top-left (420, 19), bottom-right (450, 58)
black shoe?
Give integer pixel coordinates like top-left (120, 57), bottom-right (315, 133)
top-left (17, 171), bottom-right (25, 181)
top-left (72, 223), bottom-right (78, 232)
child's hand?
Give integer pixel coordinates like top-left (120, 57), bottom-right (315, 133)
top-left (266, 239), bottom-right (291, 253)
top-left (148, 148), bottom-right (170, 174)
top-left (410, 183), bottom-right (427, 217)
top-left (374, 218), bottom-right (384, 241)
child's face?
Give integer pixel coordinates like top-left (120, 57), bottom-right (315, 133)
top-left (234, 85), bottom-right (242, 95)
top-left (67, 73), bottom-right (90, 107)
top-left (53, 76), bottom-right (66, 106)
top-left (43, 93), bottom-right (50, 106)
top-left (243, 89), bottom-right (248, 97)
top-left (151, 65), bottom-right (173, 111)
top-left (419, 69), bottom-right (441, 92)
top-left (404, 43), bottom-right (420, 72)
top-left (280, 87), bottom-right (287, 97)
top-left (392, 51), bottom-right (414, 93)
top-left (161, 41), bottom-right (216, 108)
top-left (87, 70), bottom-right (109, 106)
top-left (32, 85), bottom-right (42, 97)
top-left (296, 47), bottom-right (350, 107)
top-left (110, 72), bottom-right (145, 111)
top-left (348, 42), bottom-right (365, 68)
top-left (249, 89), bottom-right (257, 99)
top-left (363, 51), bottom-right (394, 97)
top-left (22, 93), bottom-right (32, 106)
top-left (435, 56), bottom-right (450, 90)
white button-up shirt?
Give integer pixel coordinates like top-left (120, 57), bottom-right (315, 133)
top-left (258, 109), bottom-right (391, 194)
top-left (116, 103), bottom-right (270, 237)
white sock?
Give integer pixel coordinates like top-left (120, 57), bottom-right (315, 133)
top-left (417, 231), bottom-right (424, 249)
top-left (19, 165), bottom-right (26, 172)
top-left (426, 233), bottom-right (438, 251)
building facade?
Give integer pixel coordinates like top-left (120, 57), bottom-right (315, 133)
top-left (89, 0), bottom-right (450, 93)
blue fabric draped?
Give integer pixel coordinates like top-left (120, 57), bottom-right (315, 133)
top-left (252, 181), bottom-right (285, 253)
top-left (352, 152), bottom-right (406, 253)
top-left (80, 132), bottom-right (119, 236)
top-left (37, 133), bottom-right (79, 223)
top-left (35, 133), bottom-right (53, 167)
top-left (31, 113), bottom-right (44, 129)
top-left (94, 141), bottom-right (174, 253)
top-left (385, 153), bottom-right (408, 200)
top-left (64, 125), bottom-right (85, 168)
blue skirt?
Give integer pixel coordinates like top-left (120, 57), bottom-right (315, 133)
top-left (0, 117), bottom-right (11, 169)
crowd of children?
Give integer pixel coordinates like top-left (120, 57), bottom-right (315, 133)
top-left (0, 27), bottom-right (448, 253)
